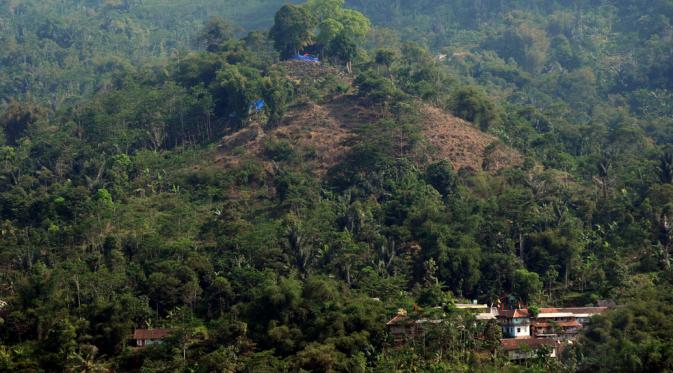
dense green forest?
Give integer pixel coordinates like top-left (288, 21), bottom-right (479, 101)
top-left (2, 0), bottom-right (673, 371)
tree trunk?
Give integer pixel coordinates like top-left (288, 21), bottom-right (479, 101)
top-left (519, 231), bottom-right (524, 264)
top-left (345, 264), bottom-right (352, 287)
top-left (565, 266), bottom-right (569, 289)
top-left (74, 275), bottom-right (81, 308)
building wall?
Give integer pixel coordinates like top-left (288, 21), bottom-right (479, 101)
top-left (501, 317), bottom-right (531, 338)
top-left (136, 339), bottom-right (163, 347)
top-left (502, 324), bottom-right (530, 338)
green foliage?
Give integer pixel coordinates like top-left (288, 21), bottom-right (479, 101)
top-left (657, 151), bottom-right (673, 184)
top-left (488, 22), bottom-right (550, 73)
top-left (196, 16), bottom-right (237, 52)
top-left (262, 72), bottom-right (294, 125)
top-left (354, 70), bottom-right (398, 105)
top-left (0, 100), bottom-right (45, 146)
top-left (513, 269), bottom-right (542, 303)
top-left (264, 139), bottom-right (296, 162)
top-left (426, 160), bottom-right (458, 198)
top-left (576, 283), bottom-right (673, 372)
top-left (328, 32), bottom-right (357, 71)
top-left (450, 86), bottom-right (502, 131)
top-left (215, 64), bottom-right (258, 123)
top-left (309, 0), bottom-right (371, 45)
top-left (3, 1), bottom-right (673, 372)
top-left (270, 5), bottom-right (318, 58)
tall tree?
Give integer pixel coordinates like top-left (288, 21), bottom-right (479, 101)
top-left (657, 151), bottom-right (673, 184)
top-left (309, 0), bottom-right (370, 54)
top-left (270, 5), bottom-right (317, 59)
top-left (327, 32), bottom-right (357, 73)
top-left (0, 100), bottom-right (44, 146)
top-left (425, 160), bottom-right (458, 199)
top-left (450, 86), bottom-right (502, 131)
top-left (196, 17), bottom-right (237, 52)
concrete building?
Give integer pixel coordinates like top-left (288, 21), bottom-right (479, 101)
top-left (497, 307), bottom-right (607, 339)
top-left (497, 306), bottom-right (608, 360)
top-left (498, 309), bottom-right (532, 338)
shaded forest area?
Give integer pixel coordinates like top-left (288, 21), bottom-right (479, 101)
top-left (2, 0), bottom-right (673, 372)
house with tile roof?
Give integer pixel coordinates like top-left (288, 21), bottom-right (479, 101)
top-left (132, 328), bottom-right (174, 347)
top-left (497, 306), bottom-right (608, 360)
top-left (498, 307), bottom-right (607, 339)
top-left (385, 304), bottom-right (609, 360)
top-left (498, 309), bottom-right (532, 338)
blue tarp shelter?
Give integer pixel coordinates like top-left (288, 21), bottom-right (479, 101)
top-left (249, 99), bottom-right (265, 113)
top-left (291, 54), bottom-right (320, 63)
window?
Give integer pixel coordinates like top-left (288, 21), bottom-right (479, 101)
top-left (517, 328), bottom-right (521, 333)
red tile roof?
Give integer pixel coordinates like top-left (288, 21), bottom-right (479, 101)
top-left (498, 307), bottom-right (608, 319)
top-left (500, 337), bottom-right (560, 351)
top-left (498, 309), bottom-right (530, 318)
top-left (132, 328), bottom-right (173, 340)
top-left (537, 307), bottom-right (607, 315)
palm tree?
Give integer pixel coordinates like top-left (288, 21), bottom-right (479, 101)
top-left (67, 345), bottom-right (111, 373)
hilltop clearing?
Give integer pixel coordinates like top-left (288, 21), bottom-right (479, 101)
top-left (419, 105), bottom-right (523, 172)
top-left (212, 60), bottom-right (521, 175)
top-left (215, 96), bottom-right (522, 176)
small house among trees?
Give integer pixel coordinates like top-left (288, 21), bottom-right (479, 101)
top-left (132, 328), bottom-right (174, 347)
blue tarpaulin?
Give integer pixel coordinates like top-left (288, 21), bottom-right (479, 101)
top-left (291, 54), bottom-right (320, 63)
top-left (250, 99), bottom-right (265, 113)
top-left (254, 99), bottom-right (265, 111)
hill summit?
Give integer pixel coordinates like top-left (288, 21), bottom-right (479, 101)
top-left (216, 61), bottom-right (522, 177)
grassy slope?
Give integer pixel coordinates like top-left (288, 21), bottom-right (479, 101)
top-left (214, 61), bottom-right (522, 178)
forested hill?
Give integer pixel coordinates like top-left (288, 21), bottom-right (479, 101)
top-left (0, 0), bottom-right (297, 104)
top-left (5, 0), bottom-right (673, 115)
top-left (2, 0), bottom-right (673, 372)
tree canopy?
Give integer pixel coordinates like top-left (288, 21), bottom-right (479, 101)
top-left (270, 4), bottom-right (318, 58)
top-left (1, 0), bottom-right (673, 371)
